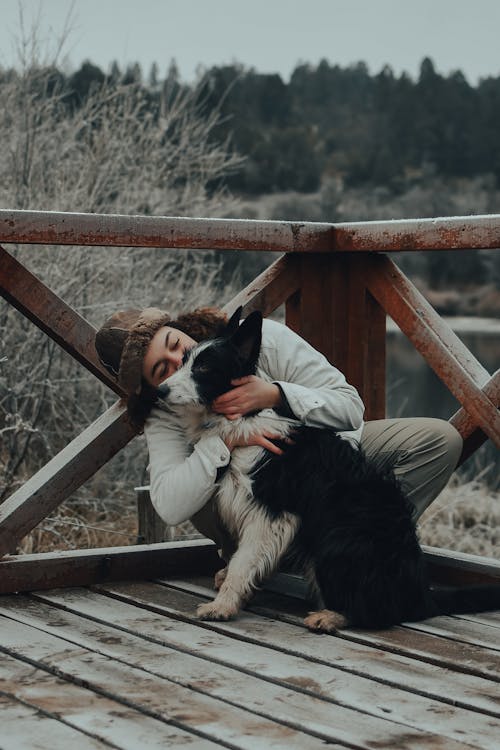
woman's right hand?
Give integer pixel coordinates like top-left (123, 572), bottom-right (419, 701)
top-left (224, 431), bottom-right (287, 455)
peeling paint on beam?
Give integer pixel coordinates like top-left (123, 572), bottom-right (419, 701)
top-left (1, 209), bottom-right (500, 252)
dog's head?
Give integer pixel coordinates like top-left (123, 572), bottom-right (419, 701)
top-left (158, 307), bottom-right (263, 406)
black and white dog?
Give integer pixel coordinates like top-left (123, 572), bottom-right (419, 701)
top-left (158, 307), bottom-right (500, 630)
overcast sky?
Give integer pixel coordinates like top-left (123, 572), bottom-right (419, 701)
top-left (1, 0), bottom-right (499, 84)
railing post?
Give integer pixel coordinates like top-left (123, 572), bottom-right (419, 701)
top-left (347, 255), bottom-right (386, 420)
top-left (285, 253), bottom-right (386, 420)
top-left (136, 486), bottom-right (174, 544)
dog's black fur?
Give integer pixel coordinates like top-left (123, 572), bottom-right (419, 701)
top-left (160, 307), bottom-right (500, 629)
top-left (250, 428), bottom-right (430, 628)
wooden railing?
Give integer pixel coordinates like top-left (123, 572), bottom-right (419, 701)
top-left (0, 209), bottom-right (499, 592)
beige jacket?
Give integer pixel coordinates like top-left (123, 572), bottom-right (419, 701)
top-left (145, 318), bottom-right (365, 526)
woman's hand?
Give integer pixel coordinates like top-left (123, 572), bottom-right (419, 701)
top-left (212, 376), bottom-right (281, 420)
top-left (224, 430), bottom-right (287, 456)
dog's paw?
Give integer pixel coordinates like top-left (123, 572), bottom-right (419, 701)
top-left (214, 566), bottom-right (228, 590)
top-left (196, 600), bottom-right (238, 621)
top-left (304, 609), bottom-right (347, 633)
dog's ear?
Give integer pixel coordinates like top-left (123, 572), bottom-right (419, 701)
top-left (223, 306), bottom-right (243, 338)
top-left (230, 310), bottom-right (263, 370)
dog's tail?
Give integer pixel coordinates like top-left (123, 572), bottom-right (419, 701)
top-left (428, 584), bottom-right (500, 617)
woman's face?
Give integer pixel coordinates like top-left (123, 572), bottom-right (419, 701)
top-left (142, 326), bottom-right (197, 387)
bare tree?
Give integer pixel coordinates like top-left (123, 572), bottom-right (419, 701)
top-left (0, 30), bottom-right (242, 548)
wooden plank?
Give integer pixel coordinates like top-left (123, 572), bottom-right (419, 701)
top-left (2, 209), bottom-right (500, 252)
top-left (0, 693), bottom-right (109, 750)
top-left (95, 578), bottom-right (500, 709)
top-left (2, 536), bottom-right (498, 595)
top-left (0, 402), bottom-right (136, 558)
top-left (404, 617), bottom-right (500, 652)
top-left (366, 254), bottom-right (500, 446)
top-left (0, 539), bottom-right (220, 593)
top-left (0, 653), bottom-right (216, 750)
top-left (0, 245), bottom-right (122, 395)
top-left (223, 254), bottom-right (300, 318)
top-left (149, 578), bottom-right (500, 682)
top-left (0, 616), bottom-right (345, 750)
top-left (423, 546), bottom-right (500, 586)
top-left (0, 591), bottom-right (494, 750)
top-left (457, 611), bottom-right (500, 628)
top-left (450, 369), bottom-right (500, 465)
top-left (33, 585), bottom-right (500, 726)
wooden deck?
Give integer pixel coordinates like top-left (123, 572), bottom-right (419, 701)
top-left (1, 573), bottom-right (500, 749)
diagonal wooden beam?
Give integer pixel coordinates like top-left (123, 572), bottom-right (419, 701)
top-left (450, 369), bottom-right (500, 465)
top-left (222, 254), bottom-right (300, 318)
top-left (0, 245), bottom-right (123, 395)
top-left (365, 254), bottom-right (500, 447)
top-left (366, 254), bottom-right (490, 385)
top-left (0, 403), bottom-right (135, 559)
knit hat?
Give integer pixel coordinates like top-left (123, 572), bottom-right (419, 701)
top-left (95, 307), bottom-right (171, 396)
top-left (95, 306), bottom-right (228, 398)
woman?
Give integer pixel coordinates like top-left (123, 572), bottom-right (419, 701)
top-left (95, 306), bottom-right (463, 560)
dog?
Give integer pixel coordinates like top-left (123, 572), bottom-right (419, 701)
top-left (158, 307), bottom-right (500, 631)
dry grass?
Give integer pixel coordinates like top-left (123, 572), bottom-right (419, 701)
top-left (18, 476), bottom-right (499, 564)
top-left (18, 501), bottom-right (139, 554)
top-left (418, 477), bottom-right (500, 559)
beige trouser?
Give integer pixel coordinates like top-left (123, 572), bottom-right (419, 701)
top-left (191, 418), bottom-right (463, 561)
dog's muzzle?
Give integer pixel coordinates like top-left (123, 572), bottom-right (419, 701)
top-left (157, 381), bottom-right (170, 400)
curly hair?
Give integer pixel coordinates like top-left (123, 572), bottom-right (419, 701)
top-left (126, 306), bottom-right (228, 430)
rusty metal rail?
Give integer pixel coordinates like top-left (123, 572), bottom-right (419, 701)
top-left (0, 209), bottom-right (498, 587)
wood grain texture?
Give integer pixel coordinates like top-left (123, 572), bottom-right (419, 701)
top-left (0, 654), bottom-right (213, 749)
top-left (2, 577), bottom-right (500, 749)
top-left (0, 539), bottom-right (220, 593)
top-left (2, 209), bottom-right (500, 252)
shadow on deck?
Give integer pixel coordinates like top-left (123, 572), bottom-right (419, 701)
top-left (1, 567), bottom-right (500, 749)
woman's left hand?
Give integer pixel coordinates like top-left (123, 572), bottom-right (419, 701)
top-left (212, 376), bottom-right (282, 420)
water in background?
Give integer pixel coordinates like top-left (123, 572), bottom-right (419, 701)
top-left (386, 324), bottom-right (499, 489)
